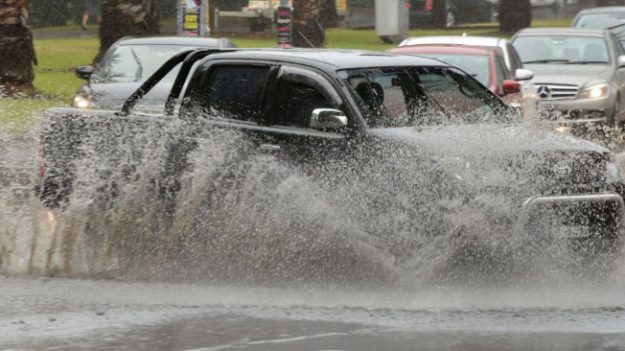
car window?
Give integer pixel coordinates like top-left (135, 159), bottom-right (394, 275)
top-left (507, 43), bottom-right (524, 71)
top-left (513, 35), bottom-right (610, 64)
top-left (495, 56), bottom-right (508, 96)
top-left (274, 81), bottom-right (334, 128)
top-left (343, 66), bottom-right (508, 128)
top-left (273, 67), bottom-right (341, 128)
top-left (574, 13), bottom-right (625, 29)
top-left (94, 44), bottom-right (198, 83)
top-left (202, 65), bottom-right (271, 122)
top-left (412, 53), bottom-right (491, 87)
top-left (610, 33), bottom-right (623, 55)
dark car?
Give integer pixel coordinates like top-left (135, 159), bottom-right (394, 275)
top-left (407, 0), bottom-right (499, 28)
top-left (72, 36), bottom-right (237, 111)
top-left (39, 49), bottom-right (625, 273)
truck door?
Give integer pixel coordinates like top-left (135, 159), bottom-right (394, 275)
top-left (165, 63), bottom-right (279, 194)
top-left (262, 65), bottom-right (351, 172)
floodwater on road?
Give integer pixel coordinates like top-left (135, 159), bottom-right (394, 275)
top-left (2, 276), bottom-right (625, 350)
top-left (4, 129), bottom-right (625, 350)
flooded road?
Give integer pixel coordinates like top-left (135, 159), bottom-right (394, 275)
top-left (4, 130), bottom-right (625, 350)
top-left (2, 276), bottom-right (625, 350)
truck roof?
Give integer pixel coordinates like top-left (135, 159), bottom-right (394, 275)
top-left (199, 48), bottom-right (449, 70)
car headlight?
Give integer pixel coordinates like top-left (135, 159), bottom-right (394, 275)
top-left (73, 94), bottom-right (93, 108)
top-left (579, 83), bottom-right (609, 99)
top-left (607, 161), bottom-right (622, 184)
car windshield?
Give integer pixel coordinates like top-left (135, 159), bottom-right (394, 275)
top-left (409, 53), bottom-right (491, 87)
top-left (93, 44), bottom-right (197, 83)
top-left (575, 13), bottom-right (625, 29)
top-left (513, 35), bottom-right (610, 65)
top-left (342, 66), bottom-right (509, 129)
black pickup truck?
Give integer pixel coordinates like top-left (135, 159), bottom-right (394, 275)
top-left (38, 48), bottom-right (625, 272)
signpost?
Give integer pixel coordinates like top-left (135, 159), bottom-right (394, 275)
top-left (178, 0), bottom-right (211, 37)
top-left (276, 0), bottom-right (293, 47)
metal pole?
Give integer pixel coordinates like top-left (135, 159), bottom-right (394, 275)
top-left (276, 1), bottom-right (293, 47)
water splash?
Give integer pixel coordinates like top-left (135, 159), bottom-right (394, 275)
top-left (2, 111), bottom-right (625, 289)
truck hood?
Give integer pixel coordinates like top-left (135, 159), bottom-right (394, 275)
top-left (525, 64), bottom-right (613, 87)
top-left (369, 124), bottom-right (608, 156)
top-left (369, 124), bottom-right (610, 191)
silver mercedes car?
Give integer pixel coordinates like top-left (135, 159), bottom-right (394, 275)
top-left (511, 28), bottom-right (625, 128)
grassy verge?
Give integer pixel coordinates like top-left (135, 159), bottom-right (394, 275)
top-left (1, 18), bottom-right (572, 131)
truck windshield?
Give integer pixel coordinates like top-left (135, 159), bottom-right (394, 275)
top-left (342, 66), bottom-right (509, 128)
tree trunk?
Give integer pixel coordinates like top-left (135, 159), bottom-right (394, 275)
top-left (499, 0), bottom-right (531, 33)
top-left (0, 0), bottom-right (36, 92)
top-left (292, 0), bottom-right (324, 48)
top-left (430, 0), bottom-right (447, 29)
top-left (320, 0), bottom-right (337, 28)
top-left (94, 0), bottom-right (160, 63)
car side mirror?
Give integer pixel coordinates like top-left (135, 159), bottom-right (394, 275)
top-left (514, 68), bottom-right (534, 81)
top-left (502, 80), bottom-right (521, 95)
top-left (310, 108), bottom-right (348, 131)
top-left (75, 66), bottom-right (94, 80)
top-left (618, 55), bottom-right (625, 68)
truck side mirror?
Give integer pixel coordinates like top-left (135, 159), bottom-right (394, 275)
top-left (310, 108), bottom-right (348, 131)
top-left (618, 55), bottom-right (625, 68)
top-left (75, 66), bottom-right (94, 80)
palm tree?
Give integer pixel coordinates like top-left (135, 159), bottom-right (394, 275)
top-left (292, 0), bottom-right (324, 48)
top-left (95, 0), bottom-right (159, 63)
top-left (0, 0), bottom-right (36, 92)
top-left (499, 0), bottom-right (531, 33)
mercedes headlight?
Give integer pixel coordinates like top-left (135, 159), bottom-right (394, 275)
top-left (73, 94), bottom-right (93, 109)
top-left (579, 83), bottom-right (609, 99)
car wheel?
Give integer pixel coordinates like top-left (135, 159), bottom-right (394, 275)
top-left (446, 10), bottom-right (456, 27)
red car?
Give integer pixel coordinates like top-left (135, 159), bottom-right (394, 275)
top-left (388, 44), bottom-right (524, 108)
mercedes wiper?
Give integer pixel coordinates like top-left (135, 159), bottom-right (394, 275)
top-left (566, 60), bottom-right (608, 65)
top-left (523, 59), bottom-right (570, 64)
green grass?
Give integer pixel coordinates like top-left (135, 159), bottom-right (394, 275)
top-left (0, 17), bottom-right (573, 131)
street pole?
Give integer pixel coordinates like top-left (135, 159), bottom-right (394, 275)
top-left (277, 0), bottom-right (293, 47)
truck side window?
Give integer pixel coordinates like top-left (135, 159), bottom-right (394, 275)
top-left (274, 75), bottom-right (335, 128)
top-left (204, 65), bottom-right (270, 122)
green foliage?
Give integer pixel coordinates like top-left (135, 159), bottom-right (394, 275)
top-left (1, 19), bottom-right (571, 131)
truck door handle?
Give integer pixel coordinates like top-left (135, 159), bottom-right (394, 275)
top-left (258, 144), bottom-right (281, 152)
